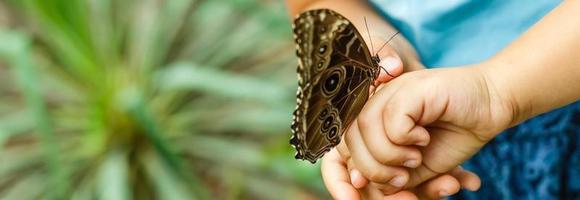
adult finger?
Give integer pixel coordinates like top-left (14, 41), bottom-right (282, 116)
top-left (349, 169), bottom-right (369, 189)
top-left (382, 190), bottom-right (419, 200)
top-left (360, 183), bottom-right (389, 200)
top-left (338, 136), bottom-right (369, 189)
top-left (412, 167), bottom-right (480, 199)
top-left (370, 51), bottom-right (403, 94)
top-left (336, 136), bottom-right (351, 159)
top-left (383, 167), bottom-right (478, 200)
top-left (321, 148), bottom-right (360, 200)
top-left (375, 55), bottom-right (404, 84)
top-left (349, 168), bottom-right (417, 200)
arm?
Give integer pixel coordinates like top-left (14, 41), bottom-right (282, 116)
top-left (341, 0), bottom-right (580, 191)
top-left (484, 0), bottom-right (580, 129)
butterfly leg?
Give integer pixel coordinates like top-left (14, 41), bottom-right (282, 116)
top-left (380, 65), bottom-right (396, 78)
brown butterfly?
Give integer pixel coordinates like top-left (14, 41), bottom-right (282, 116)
top-left (289, 9), bottom-right (399, 163)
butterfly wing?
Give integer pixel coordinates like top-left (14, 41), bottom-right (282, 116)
top-left (290, 9), bottom-right (378, 163)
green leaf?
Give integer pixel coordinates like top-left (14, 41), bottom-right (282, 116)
top-left (157, 62), bottom-right (292, 106)
top-left (0, 0), bottom-right (327, 198)
top-left (97, 150), bottom-right (131, 200)
top-left (0, 145), bottom-right (43, 178)
top-left (178, 135), bottom-right (265, 169)
top-left (120, 86), bottom-right (211, 199)
top-left (0, 172), bottom-right (45, 200)
top-left (142, 152), bottom-right (194, 200)
top-left (0, 110), bottom-right (34, 148)
top-left (21, 0), bottom-right (102, 84)
top-left (0, 28), bottom-right (69, 198)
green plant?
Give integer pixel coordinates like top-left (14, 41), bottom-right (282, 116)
top-left (0, 0), bottom-right (326, 199)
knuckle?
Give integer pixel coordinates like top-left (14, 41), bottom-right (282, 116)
top-left (374, 149), bottom-right (398, 165)
top-left (383, 102), bottom-right (397, 116)
top-left (385, 123), bottom-right (406, 142)
top-left (336, 147), bottom-right (351, 159)
top-left (390, 132), bottom-right (409, 144)
top-left (356, 111), bottom-right (373, 129)
top-left (408, 169), bottom-right (428, 187)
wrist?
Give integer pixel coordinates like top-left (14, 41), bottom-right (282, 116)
top-left (475, 60), bottom-right (521, 138)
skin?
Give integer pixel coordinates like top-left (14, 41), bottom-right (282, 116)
top-left (287, 0), bottom-right (482, 199)
top-left (318, 0), bottom-right (580, 196)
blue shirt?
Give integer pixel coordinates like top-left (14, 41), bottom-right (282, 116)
top-left (370, 0), bottom-right (580, 199)
top-left (370, 0), bottom-right (559, 67)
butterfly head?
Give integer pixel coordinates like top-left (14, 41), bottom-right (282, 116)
top-left (371, 54), bottom-right (381, 65)
top-left (370, 54), bottom-right (383, 79)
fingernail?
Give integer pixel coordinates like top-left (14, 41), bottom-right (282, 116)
top-left (439, 190), bottom-right (450, 197)
top-left (379, 57), bottom-right (400, 75)
top-left (417, 140), bottom-right (429, 147)
top-left (389, 176), bottom-right (407, 187)
top-left (350, 170), bottom-right (366, 189)
top-left (349, 170), bottom-right (359, 184)
top-left (403, 160), bottom-right (419, 168)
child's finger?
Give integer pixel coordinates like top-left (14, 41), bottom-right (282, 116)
top-left (358, 86), bottom-right (424, 167)
top-left (450, 166), bottom-right (481, 191)
top-left (321, 149), bottom-right (361, 200)
top-left (363, 77), bottom-right (431, 147)
top-left (382, 87), bottom-right (431, 146)
top-left (415, 174), bottom-right (461, 200)
top-left (356, 110), bottom-right (423, 167)
top-left (345, 119), bottom-right (410, 189)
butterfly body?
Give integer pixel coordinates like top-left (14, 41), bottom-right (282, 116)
top-left (290, 9), bottom-right (381, 163)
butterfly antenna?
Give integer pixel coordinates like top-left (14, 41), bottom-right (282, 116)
top-left (363, 17), bottom-right (375, 53)
top-left (374, 31), bottom-right (400, 78)
top-left (376, 31), bottom-right (400, 55)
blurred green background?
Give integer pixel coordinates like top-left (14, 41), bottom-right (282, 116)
top-left (0, 0), bottom-right (328, 199)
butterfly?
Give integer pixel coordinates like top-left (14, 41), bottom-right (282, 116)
top-left (289, 9), bottom-right (399, 163)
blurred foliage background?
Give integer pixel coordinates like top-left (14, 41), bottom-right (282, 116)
top-left (0, 0), bottom-right (327, 199)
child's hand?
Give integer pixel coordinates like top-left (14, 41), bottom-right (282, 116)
top-left (345, 63), bottom-right (514, 191)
